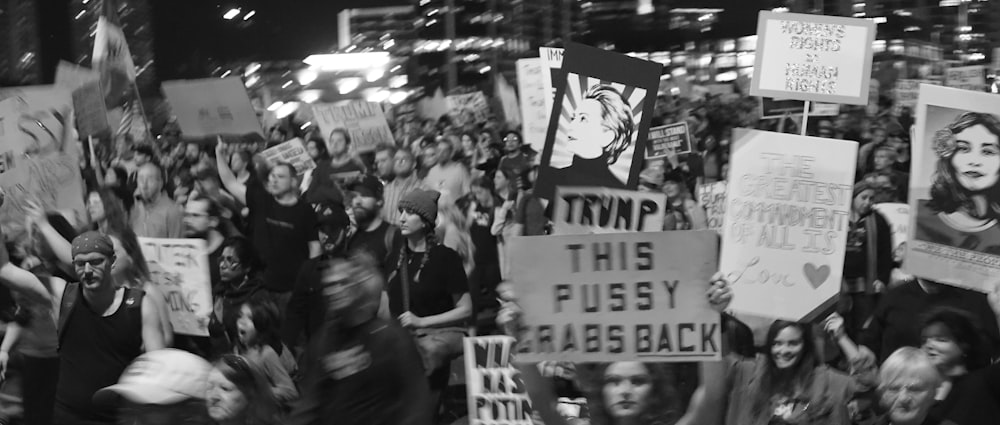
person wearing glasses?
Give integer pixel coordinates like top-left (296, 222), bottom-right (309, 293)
top-left (498, 130), bottom-right (531, 179)
top-left (0, 230), bottom-right (167, 424)
top-left (212, 237), bottom-right (266, 353)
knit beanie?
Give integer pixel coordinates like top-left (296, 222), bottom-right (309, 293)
top-left (398, 189), bottom-right (440, 225)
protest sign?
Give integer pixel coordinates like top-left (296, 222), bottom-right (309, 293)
top-left (645, 122), bottom-right (691, 159)
top-left (496, 75), bottom-right (521, 127)
top-left (312, 101), bottom-right (394, 153)
top-left (945, 65), bottom-right (985, 92)
top-left (508, 231), bottom-right (721, 363)
top-left (905, 84), bottom-right (1000, 292)
top-left (873, 203), bottom-right (909, 254)
top-left (893, 79), bottom-right (937, 115)
top-left (551, 186), bottom-right (666, 235)
top-left (697, 181), bottom-right (728, 234)
top-left (162, 77), bottom-right (263, 138)
top-left (750, 11), bottom-right (876, 105)
top-left (446, 92), bottom-right (490, 127)
top-left (759, 98), bottom-right (840, 119)
top-left (535, 43), bottom-right (662, 200)
top-left (463, 336), bottom-right (532, 425)
top-left (55, 61), bottom-right (109, 138)
top-left (540, 47), bottom-right (565, 119)
top-left (0, 88), bottom-right (85, 231)
top-left (517, 58), bottom-right (548, 155)
top-left (138, 238), bottom-right (213, 336)
top-left (260, 138), bottom-right (316, 175)
top-left (721, 129), bottom-right (858, 321)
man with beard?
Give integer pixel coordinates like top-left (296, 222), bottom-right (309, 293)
top-left (346, 176), bottom-right (398, 274)
top-left (0, 230), bottom-right (166, 424)
top-left (184, 195), bottom-right (226, 288)
top-left (283, 203), bottom-right (355, 352)
top-left (288, 254), bottom-right (432, 425)
top-left (130, 162), bottom-right (184, 238)
top-left (217, 141), bottom-right (320, 308)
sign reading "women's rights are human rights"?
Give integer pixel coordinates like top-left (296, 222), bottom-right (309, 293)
top-left (750, 11), bottom-right (876, 106)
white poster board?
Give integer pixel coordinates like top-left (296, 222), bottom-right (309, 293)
top-left (446, 92), bottom-right (490, 126)
top-left (508, 231), bottom-right (721, 363)
top-left (721, 129), bottom-right (858, 321)
top-left (260, 138), bottom-right (316, 175)
top-left (552, 186), bottom-right (666, 235)
top-left (311, 101), bottom-right (394, 153)
top-left (463, 336), bottom-right (532, 425)
top-left (894, 79), bottom-right (937, 115)
top-left (905, 84), bottom-right (1000, 292)
top-left (138, 238), bottom-right (213, 337)
top-left (516, 58), bottom-right (548, 156)
top-left (873, 203), bottom-right (909, 253)
top-left (162, 77), bottom-right (263, 138)
top-left (750, 11), bottom-right (876, 105)
top-left (945, 65), bottom-right (985, 92)
top-left (539, 47), bottom-right (564, 120)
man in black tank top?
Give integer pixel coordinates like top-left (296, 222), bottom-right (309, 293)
top-left (0, 231), bottom-right (166, 424)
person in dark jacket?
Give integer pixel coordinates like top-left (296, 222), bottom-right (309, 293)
top-left (210, 237), bottom-right (266, 356)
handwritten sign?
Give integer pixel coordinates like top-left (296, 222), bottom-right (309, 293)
top-left (463, 336), bottom-right (532, 425)
top-left (721, 129), bottom-right (857, 321)
top-left (161, 77), bottom-right (263, 138)
top-left (645, 122), bottom-right (691, 159)
top-left (517, 58), bottom-right (548, 156)
top-left (540, 47), bottom-right (564, 120)
top-left (697, 181), bottom-right (728, 234)
top-left (260, 139), bottom-right (316, 175)
top-left (945, 65), bottom-right (985, 92)
top-left (311, 101), bottom-right (394, 153)
top-left (138, 238), bottom-right (213, 336)
top-left (552, 186), bottom-right (666, 235)
top-left (905, 84), bottom-right (1000, 292)
top-left (750, 11), bottom-right (876, 105)
top-left (446, 92), bottom-right (490, 127)
top-left (508, 231), bottom-right (721, 362)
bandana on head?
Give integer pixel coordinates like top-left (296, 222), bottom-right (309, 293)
top-left (71, 231), bottom-right (115, 259)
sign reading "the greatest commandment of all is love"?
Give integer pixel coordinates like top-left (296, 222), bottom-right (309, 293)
top-left (750, 11), bottom-right (876, 106)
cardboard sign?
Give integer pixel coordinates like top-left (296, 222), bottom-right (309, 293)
top-left (721, 129), bottom-right (858, 321)
top-left (645, 122), bottom-right (691, 159)
top-left (0, 88), bottom-right (85, 231)
top-left (905, 84), bottom-right (1000, 292)
top-left (517, 58), bottom-right (548, 156)
top-left (759, 98), bottom-right (840, 119)
top-left (873, 203), bottom-right (909, 253)
top-left (312, 101), bottom-right (394, 153)
top-left (463, 336), bottom-right (532, 425)
top-left (138, 238), bottom-right (213, 336)
top-left (945, 65), bottom-right (985, 92)
top-left (446, 92), bottom-right (490, 126)
top-left (697, 181), bottom-right (728, 234)
top-left (260, 139), bottom-right (316, 175)
top-left (540, 47), bottom-right (565, 120)
top-left (535, 43), bottom-right (662, 200)
top-left (508, 231), bottom-right (722, 362)
top-left (893, 79), bottom-right (937, 115)
top-left (55, 61), bottom-right (109, 138)
top-left (750, 11), bottom-right (876, 105)
top-left (552, 186), bottom-right (666, 235)
top-left (162, 77), bottom-right (263, 138)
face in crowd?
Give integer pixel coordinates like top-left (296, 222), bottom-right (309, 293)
top-left (879, 348), bottom-right (941, 425)
top-left (920, 322), bottom-right (965, 373)
top-left (219, 245), bottom-right (248, 284)
top-left (460, 134), bottom-right (476, 156)
top-left (183, 198), bottom-right (216, 238)
top-left (436, 140), bottom-right (454, 165)
top-left (229, 151), bottom-right (247, 174)
top-left (374, 149), bottom-right (395, 180)
top-left (770, 324), bottom-right (805, 370)
top-left (602, 361), bottom-right (653, 420)
top-left (351, 193), bottom-right (380, 227)
top-left (329, 130), bottom-right (350, 157)
top-left (73, 249), bottom-right (114, 291)
top-left (393, 149), bottom-right (417, 178)
top-left (853, 188), bottom-right (875, 217)
top-left (87, 191), bottom-right (106, 223)
top-left (266, 164), bottom-right (297, 197)
top-left (421, 145), bottom-right (439, 169)
top-left (503, 132), bottom-right (522, 155)
top-left (398, 207), bottom-right (428, 237)
top-left (136, 164), bottom-right (163, 201)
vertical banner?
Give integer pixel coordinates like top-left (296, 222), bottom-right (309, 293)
top-left (508, 231), bottom-right (722, 362)
top-left (905, 84), bottom-right (1000, 292)
top-left (551, 186), bottom-right (666, 235)
top-left (535, 43), bottom-right (662, 200)
top-left (539, 47), bottom-right (565, 120)
top-left (463, 336), bottom-right (532, 425)
top-left (446, 92), bottom-right (490, 127)
top-left (138, 238), bottom-right (213, 337)
top-left (311, 101), bottom-right (394, 153)
top-left (697, 181), bottom-right (728, 234)
top-left (750, 11), bottom-right (876, 105)
top-left (945, 65), bottom-right (985, 92)
top-left (260, 139), bottom-right (317, 175)
top-left (645, 122), bottom-right (691, 159)
top-left (516, 58), bottom-right (548, 156)
top-left (721, 129), bottom-right (857, 321)
top-left (161, 77), bottom-right (264, 138)
top-left (0, 88), bottom-right (84, 230)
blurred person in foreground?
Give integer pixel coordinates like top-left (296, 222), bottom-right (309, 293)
top-left (289, 253), bottom-right (432, 425)
top-left (93, 349), bottom-right (213, 425)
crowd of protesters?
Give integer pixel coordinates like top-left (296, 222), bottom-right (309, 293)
top-left (0, 77), bottom-right (997, 425)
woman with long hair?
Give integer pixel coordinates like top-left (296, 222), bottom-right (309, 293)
top-left (207, 354), bottom-right (280, 425)
top-left (436, 203), bottom-right (475, 278)
top-left (662, 171), bottom-right (707, 231)
top-left (233, 295), bottom-right (298, 408)
top-left (916, 112), bottom-right (1000, 253)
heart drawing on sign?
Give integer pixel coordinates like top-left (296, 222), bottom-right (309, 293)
top-left (803, 264), bottom-right (830, 289)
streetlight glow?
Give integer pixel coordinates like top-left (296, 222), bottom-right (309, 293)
top-left (223, 8), bottom-right (241, 20)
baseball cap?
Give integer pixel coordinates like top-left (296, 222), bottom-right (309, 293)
top-left (93, 349), bottom-right (212, 406)
top-left (316, 202), bottom-right (352, 230)
top-left (347, 175), bottom-right (384, 199)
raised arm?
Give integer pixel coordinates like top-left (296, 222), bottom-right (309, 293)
top-left (215, 139), bottom-right (247, 205)
top-left (140, 294), bottom-right (167, 351)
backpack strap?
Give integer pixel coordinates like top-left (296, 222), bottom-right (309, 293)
top-left (57, 282), bottom-right (80, 345)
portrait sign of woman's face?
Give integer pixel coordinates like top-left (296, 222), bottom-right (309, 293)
top-left (567, 98), bottom-right (612, 160)
top-left (950, 124), bottom-right (1000, 192)
top-left (602, 362), bottom-right (653, 420)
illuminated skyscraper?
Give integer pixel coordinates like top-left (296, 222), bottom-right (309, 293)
top-left (0, 0), bottom-right (44, 85)
top-left (68, 0), bottom-right (158, 94)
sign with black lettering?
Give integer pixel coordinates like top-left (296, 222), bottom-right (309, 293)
top-left (260, 138), bottom-right (316, 175)
top-left (508, 231), bottom-right (721, 362)
top-left (552, 186), bottom-right (666, 235)
top-left (463, 336), bottom-right (532, 425)
top-left (750, 11), bottom-right (876, 105)
top-left (162, 77), bottom-right (263, 138)
top-left (645, 122), bottom-right (691, 159)
top-left (138, 237), bottom-right (213, 336)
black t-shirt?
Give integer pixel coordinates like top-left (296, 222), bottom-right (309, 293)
top-left (929, 364), bottom-right (1000, 425)
top-left (347, 221), bottom-right (396, 274)
top-left (386, 244), bottom-right (468, 319)
top-left (247, 182), bottom-right (318, 292)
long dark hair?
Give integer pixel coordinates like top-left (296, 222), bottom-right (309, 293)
top-left (393, 209), bottom-right (439, 285)
top-left (213, 354), bottom-right (278, 425)
top-left (920, 306), bottom-right (992, 372)
top-left (750, 321), bottom-right (820, 418)
top-left (928, 112), bottom-right (1000, 218)
top-left (236, 294), bottom-right (284, 356)
top-left (91, 188), bottom-right (129, 236)
top-left (580, 362), bottom-right (681, 425)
